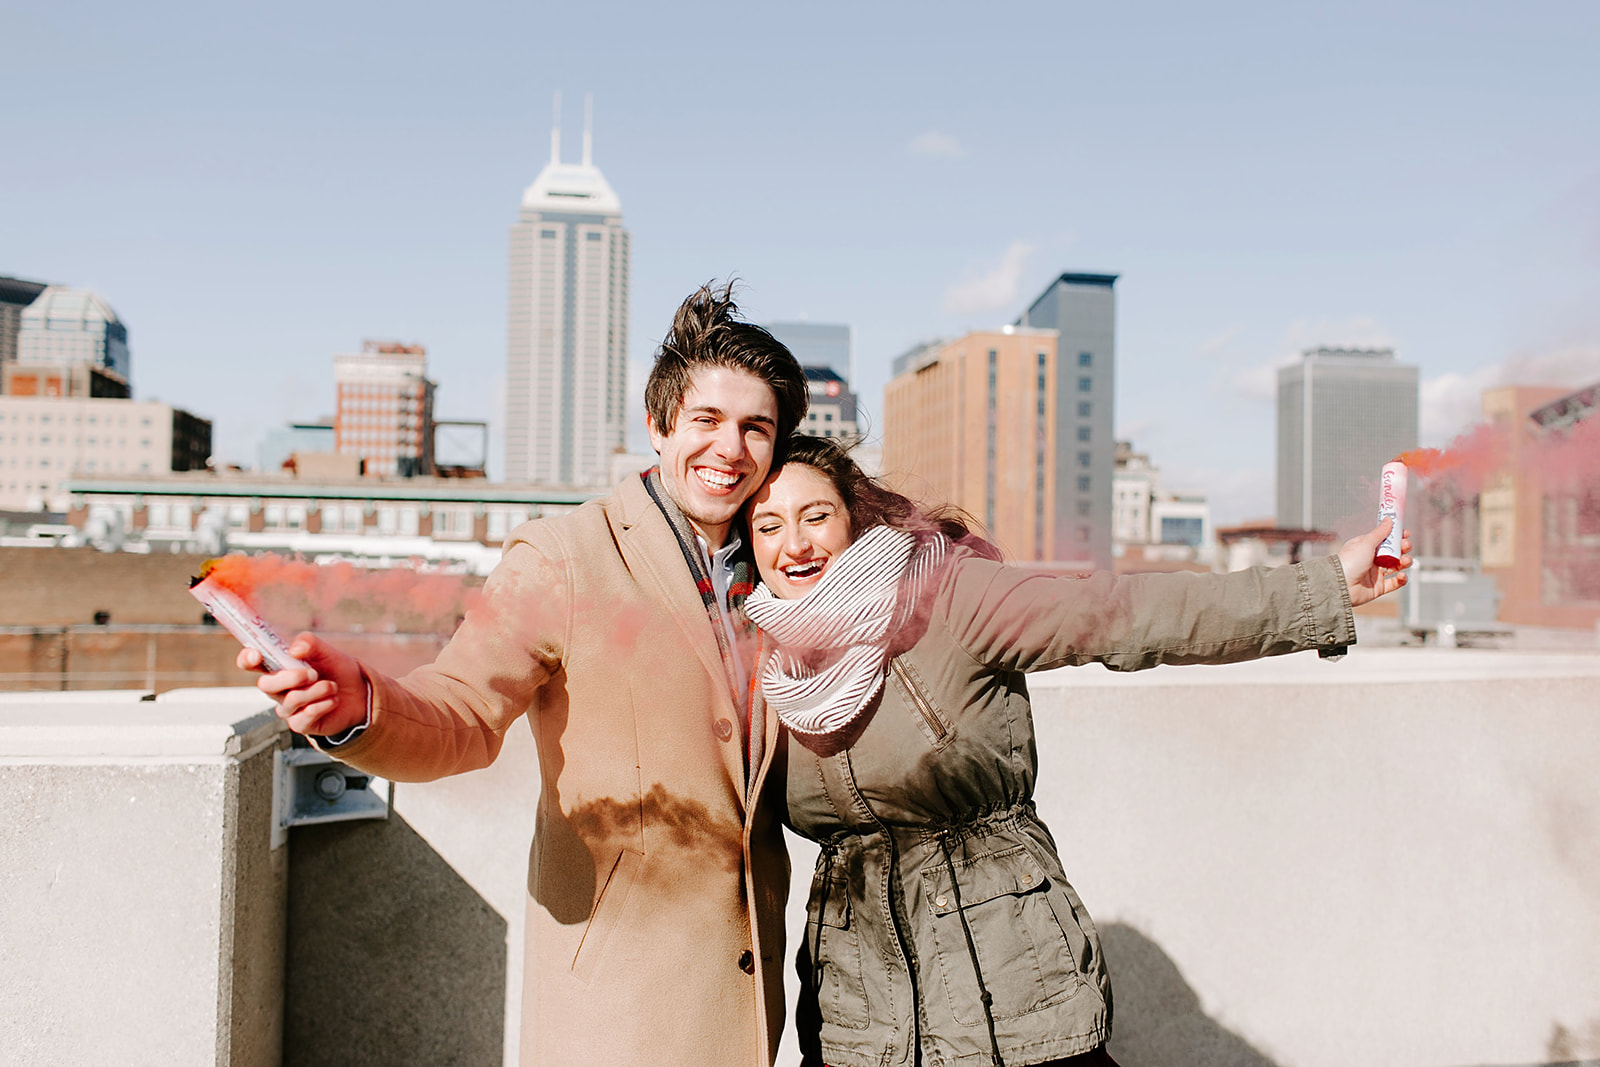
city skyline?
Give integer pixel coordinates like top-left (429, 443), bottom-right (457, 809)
top-left (5, 3), bottom-right (1599, 522)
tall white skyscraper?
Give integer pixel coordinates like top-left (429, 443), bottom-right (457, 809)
top-left (504, 98), bottom-right (630, 487)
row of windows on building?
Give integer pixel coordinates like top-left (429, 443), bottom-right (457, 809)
top-left (5, 436), bottom-right (150, 450)
top-left (0, 411), bottom-right (152, 428)
top-left (8, 457), bottom-right (154, 476)
top-left (110, 499), bottom-right (536, 542)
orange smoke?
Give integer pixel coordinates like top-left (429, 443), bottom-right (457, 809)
top-left (199, 553), bottom-right (483, 636)
top-left (1393, 422), bottom-right (1510, 492)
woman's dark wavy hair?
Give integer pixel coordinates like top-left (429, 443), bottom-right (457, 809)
top-left (778, 435), bottom-right (1003, 561)
top-left (645, 281), bottom-right (809, 445)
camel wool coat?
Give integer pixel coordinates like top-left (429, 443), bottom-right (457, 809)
top-left (320, 474), bottom-right (790, 1065)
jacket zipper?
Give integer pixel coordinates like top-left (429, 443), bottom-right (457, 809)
top-left (890, 657), bottom-right (948, 742)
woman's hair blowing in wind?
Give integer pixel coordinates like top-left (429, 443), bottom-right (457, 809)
top-left (779, 435), bottom-right (1003, 560)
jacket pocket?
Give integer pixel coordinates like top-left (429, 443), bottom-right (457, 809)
top-left (805, 861), bottom-right (870, 1031)
top-left (571, 847), bottom-right (644, 983)
top-left (921, 844), bottom-right (1084, 1025)
top-left (890, 656), bottom-right (955, 749)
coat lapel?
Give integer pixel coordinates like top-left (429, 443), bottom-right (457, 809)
top-left (746, 639), bottom-right (782, 806)
top-left (614, 477), bottom-right (749, 800)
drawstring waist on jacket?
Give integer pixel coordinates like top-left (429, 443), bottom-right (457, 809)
top-left (937, 830), bottom-right (1006, 1067)
top-left (810, 799), bottom-right (1041, 855)
top-left (915, 800), bottom-right (1038, 848)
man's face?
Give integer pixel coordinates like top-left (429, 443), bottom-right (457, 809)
top-left (647, 366), bottom-right (780, 547)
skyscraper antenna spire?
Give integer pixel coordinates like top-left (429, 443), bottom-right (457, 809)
top-left (550, 90), bottom-right (562, 165)
top-left (582, 93), bottom-right (594, 167)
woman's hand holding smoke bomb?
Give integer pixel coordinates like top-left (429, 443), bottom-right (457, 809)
top-left (237, 633), bottom-right (367, 737)
top-left (1336, 518), bottom-right (1414, 608)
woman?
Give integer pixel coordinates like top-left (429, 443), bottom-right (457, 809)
top-left (744, 436), bottom-right (1409, 1067)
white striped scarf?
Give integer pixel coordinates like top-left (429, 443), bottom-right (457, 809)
top-left (745, 525), bottom-right (947, 739)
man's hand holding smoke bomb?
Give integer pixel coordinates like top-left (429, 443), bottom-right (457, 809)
top-left (238, 633), bottom-right (367, 737)
top-left (1336, 518), bottom-right (1413, 608)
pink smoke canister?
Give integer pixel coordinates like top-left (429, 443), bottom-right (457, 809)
top-left (1375, 461), bottom-right (1407, 569)
top-left (189, 569), bottom-right (310, 674)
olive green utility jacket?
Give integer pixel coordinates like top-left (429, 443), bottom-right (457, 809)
top-left (781, 551), bottom-right (1356, 1067)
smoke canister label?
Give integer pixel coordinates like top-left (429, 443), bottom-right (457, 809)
top-left (1375, 461), bottom-right (1407, 568)
top-left (189, 570), bottom-right (310, 673)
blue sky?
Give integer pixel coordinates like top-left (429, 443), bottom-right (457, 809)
top-left (5, 0), bottom-right (1598, 521)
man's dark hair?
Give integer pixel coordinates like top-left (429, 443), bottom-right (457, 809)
top-left (645, 281), bottom-right (809, 445)
top-left (778, 434), bottom-right (1003, 560)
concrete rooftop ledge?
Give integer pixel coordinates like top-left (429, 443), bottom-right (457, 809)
top-left (0, 685), bottom-right (281, 759)
top-left (1034, 645), bottom-right (1600, 687)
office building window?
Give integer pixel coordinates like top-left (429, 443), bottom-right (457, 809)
top-left (1160, 516), bottom-right (1205, 548)
top-left (1077, 426), bottom-right (1091, 442)
top-left (1078, 476), bottom-right (1091, 492)
top-left (487, 507), bottom-right (531, 542)
top-left (434, 505), bottom-right (474, 540)
top-left (1078, 401), bottom-right (1092, 418)
top-left (1078, 451), bottom-right (1092, 468)
top-left (1078, 376), bottom-right (1092, 393)
top-left (1077, 500), bottom-right (1092, 517)
top-left (1079, 352), bottom-right (1092, 367)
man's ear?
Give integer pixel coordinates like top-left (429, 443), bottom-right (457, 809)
top-left (645, 410), bottom-right (672, 454)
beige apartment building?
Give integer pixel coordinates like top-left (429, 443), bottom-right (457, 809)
top-left (0, 397), bottom-right (210, 512)
top-left (883, 327), bottom-right (1069, 562)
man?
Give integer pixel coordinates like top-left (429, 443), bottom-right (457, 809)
top-left (246, 283), bottom-right (809, 1064)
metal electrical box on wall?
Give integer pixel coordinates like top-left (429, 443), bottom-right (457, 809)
top-left (272, 745), bottom-right (391, 850)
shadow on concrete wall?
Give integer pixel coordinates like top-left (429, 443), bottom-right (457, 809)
top-left (1102, 922), bottom-right (1280, 1067)
top-left (284, 812), bottom-right (507, 1067)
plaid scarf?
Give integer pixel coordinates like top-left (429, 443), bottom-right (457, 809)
top-left (641, 467), bottom-right (757, 708)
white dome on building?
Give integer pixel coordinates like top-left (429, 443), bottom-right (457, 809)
top-left (17, 286), bottom-right (130, 381)
top-left (21, 286), bottom-right (123, 331)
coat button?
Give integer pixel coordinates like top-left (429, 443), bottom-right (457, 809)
top-left (738, 949), bottom-right (755, 974)
top-left (935, 895), bottom-right (948, 908)
top-left (714, 718), bottom-right (734, 742)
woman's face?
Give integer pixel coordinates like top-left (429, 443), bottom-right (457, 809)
top-left (748, 463), bottom-right (854, 599)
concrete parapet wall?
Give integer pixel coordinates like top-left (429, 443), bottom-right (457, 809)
top-left (308, 647), bottom-right (1600, 1067)
top-left (2, 647), bottom-right (1596, 1067)
top-left (1022, 648), bottom-right (1600, 1067)
top-left (0, 689), bottom-right (288, 1066)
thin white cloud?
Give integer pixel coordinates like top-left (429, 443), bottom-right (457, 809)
top-left (1280, 316), bottom-right (1394, 355)
top-left (1161, 462), bottom-right (1276, 527)
top-left (942, 241), bottom-right (1033, 315)
top-left (1420, 342), bottom-right (1600, 445)
top-left (909, 130), bottom-right (966, 159)
top-left (1230, 360), bottom-right (1288, 404)
top-left (1115, 419), bottom-right (1159, 448)
top-left (1230, 316), bottom-right (1398, 404)
top-left (1196, 326), bottom-right (1240, 359)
